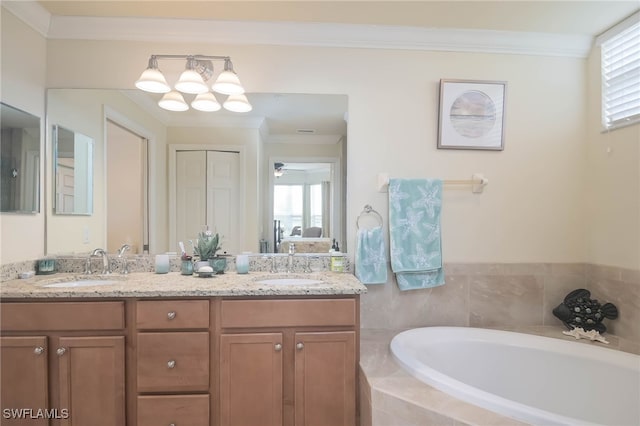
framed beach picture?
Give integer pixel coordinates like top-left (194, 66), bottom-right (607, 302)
top-left (437, 79), bottom-right (507, 151)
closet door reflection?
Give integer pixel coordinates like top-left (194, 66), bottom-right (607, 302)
top-left (176, 150), bottom-right (239, 254)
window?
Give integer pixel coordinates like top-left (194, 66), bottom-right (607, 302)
top-left (597, 12), bottom-right (640, 130)
top-left (274, 183), bottom-right (324, 235)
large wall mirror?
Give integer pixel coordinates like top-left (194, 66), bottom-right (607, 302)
top-left (0, 102), bottom-right (41, 213)
top-left (45, 89), bottom-right (347, 255)
top-left (53, 125), bottom-right (94, 215)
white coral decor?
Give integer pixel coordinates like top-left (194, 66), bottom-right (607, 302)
top-left (562, 327), bottom-right (609, 344)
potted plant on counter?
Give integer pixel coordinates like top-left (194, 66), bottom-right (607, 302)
top-left (195, 228), bottom-right (226, 274)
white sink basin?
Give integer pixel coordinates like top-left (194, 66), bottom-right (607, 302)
top-left (256, 278), bottom-right (324, 286)
top-left (43, 279), bottom-right (119, 288)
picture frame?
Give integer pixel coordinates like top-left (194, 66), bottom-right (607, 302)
top-left (437, 79), bottom-right (507, 151)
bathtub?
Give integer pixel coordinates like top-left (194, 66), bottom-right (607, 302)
top-left (390, 327), bottom-right (640, 426)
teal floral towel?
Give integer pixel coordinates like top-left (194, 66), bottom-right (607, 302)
top-left (355, 226), bottom-right (387, 284)
top-left (389, 178), bottom-right (445, 291)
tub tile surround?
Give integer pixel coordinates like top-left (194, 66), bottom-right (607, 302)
top-left (359, 329), bottom-right (529, 426)
top-left (361, 262), bottom-right (640, 344)
top-left (360, 326), bottom-right (638, 426)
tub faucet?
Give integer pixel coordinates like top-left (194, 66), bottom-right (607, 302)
top-left (287, 243), bottom-right (296, 273)
top-left (85, 248), bottom-right (111, 275)
top-left (117, 244), bottom-right (131, 274)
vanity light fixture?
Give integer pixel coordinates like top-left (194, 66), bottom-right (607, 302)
top-left (135, 54), bottom-right (251, 112)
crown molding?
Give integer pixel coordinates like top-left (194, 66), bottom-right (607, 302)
top-left (3, 3), bottom-right (594, 58)
top-left (1, 0), bottom-right (51, 36)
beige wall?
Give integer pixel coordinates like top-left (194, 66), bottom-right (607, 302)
top-left (2, 12), bottom-right (638, 270)
top-left (586, 49), bottom-right (640, 270)
top-left (44, 40), bottom-right (590, 265)
top-left (0, 10), bottom-right (46, 263)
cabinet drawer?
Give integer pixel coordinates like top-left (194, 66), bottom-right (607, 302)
top-left (137, 394), bottom-right (209, 426)
top-left (220, 298), bottom-right (356, 328)
top-left (0, 302), bottom-right (125, 331)
top-left (137, 300), bottom-right (209, 330)
top-left (137, 332), bottom-right (209, 392)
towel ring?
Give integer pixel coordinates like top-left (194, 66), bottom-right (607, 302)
top-left (356, 204), bottom-right (383, 230)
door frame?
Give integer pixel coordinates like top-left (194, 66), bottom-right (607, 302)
top-left (267, 156), bottom-right (342, 251)
top-left (103, 106), bottom-right (155, 253)
top-left (168, 144), bottom-right (246, 254)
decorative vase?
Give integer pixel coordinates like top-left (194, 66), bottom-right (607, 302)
top-left (210, 256), bottom-right (227, 274)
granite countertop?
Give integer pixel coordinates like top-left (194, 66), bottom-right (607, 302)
top-left (0, 271), bottom-right (367, 298)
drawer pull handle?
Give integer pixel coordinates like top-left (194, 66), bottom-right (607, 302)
top-left (167, 311), bottom-right (176, 320)
top-left (274, 343), bottom-right (282, 352)
top-left (167, 360), bottom-right (176, 369)
top-left (34, 346), bottom-right (44, 355)
top-left (296, 342), bottom-right (304, 350)
top-left (169, 424), bottom-right (176, 426)
top-left (56, 347), bottom-right (66, 356)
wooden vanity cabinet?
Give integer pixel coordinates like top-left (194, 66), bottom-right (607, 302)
top-left (0, 301), bottom-right (126, 426)
top-left (135, 299), bottom-right (211, 426)
top-left (0, 336), bottom-right (49, 426)
top-left (1, 294), bottom-right (360, 426)
top-left (219, 297), bottom-right (358, 426)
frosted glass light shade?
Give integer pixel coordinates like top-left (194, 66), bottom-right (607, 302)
top-left (174, 69), bottom-right (208, 94)
top-left (135, 68), bottom-right (170, 93)
top-left (212, 70), bottom-right (245, 95)
top-left (223, 94), bottom-right (252, 112)
top-left (158, 91), bottom-right (189, 111)
top-left (191, 92), bottom-right (222, 112)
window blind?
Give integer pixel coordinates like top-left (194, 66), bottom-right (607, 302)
top-left (599, 16), bottom-right (640, 130)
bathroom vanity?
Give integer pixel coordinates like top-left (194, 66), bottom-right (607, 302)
top-left (0, 272), bottom-right (366, 426)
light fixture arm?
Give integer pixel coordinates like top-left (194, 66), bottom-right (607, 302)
top-left (137, 53), bottom-right (250, 112)
top-left (149, 54), bottom-right (231, 62)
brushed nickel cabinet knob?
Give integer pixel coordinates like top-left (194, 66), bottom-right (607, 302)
top-left (34, 346), bottom-right (44, 355)
top-left (274, 343), bottom-right (282, 351)
top-left (296, 342), bottom-right (304, 350)
top-left (167, 359), bottom-right (176, 369)
top-left (167, 311), bottom-right (176, 320)
top-left (56, 347), bottom-right (66, 356)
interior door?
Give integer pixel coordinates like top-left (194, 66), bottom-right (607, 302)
top-left (176, 151), bottom-right (207, 250)
top-left (206, 150), bottom-right (239, 254)
top-left (175, 150), bottom-right (240, 254)
top-left (106, 120), bottom-right (146, 253)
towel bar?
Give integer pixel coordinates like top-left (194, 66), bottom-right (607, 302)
top-left (377, 173), bottom-right (488, 194)
top-left (356, 204), bottom-right (383, 229)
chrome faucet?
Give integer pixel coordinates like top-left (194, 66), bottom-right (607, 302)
top-left (287, 243), bottom-right (296, 273)
top-left (117, 244), bottom-right (131, 274)
top-left (85, 248), bottom-right (111, 275)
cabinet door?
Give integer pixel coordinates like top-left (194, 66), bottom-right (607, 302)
top-left (0, 336), bottom-right (49, 426)
top-left (294, 331), bottom-right (356, 426)
top-left (56, 336), bottom-right (125, 426)
top-left (220, 333), bottom-right (283, 426)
